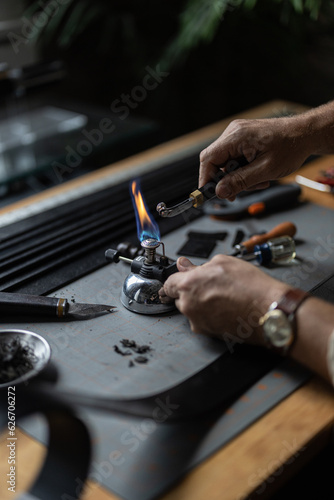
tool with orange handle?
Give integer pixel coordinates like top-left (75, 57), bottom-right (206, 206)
top-left (242, 236), bottom-right (296, 265)
top-left (231, 221), bottom-right (297, 256)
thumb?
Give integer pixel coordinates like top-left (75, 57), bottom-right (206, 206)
top-left (177, 256), bottom-right (197, 272)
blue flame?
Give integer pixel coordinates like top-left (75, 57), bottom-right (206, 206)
top-left (130, 179), bottom-right (160, 242)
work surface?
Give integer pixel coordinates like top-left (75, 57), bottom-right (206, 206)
top-left (4, 205), bottom-right (331, 500)
top-left (1, 101), bottom-right (334, 500)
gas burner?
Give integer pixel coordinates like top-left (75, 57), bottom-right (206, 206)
top-left (105, 238), bottom-right (177, 315)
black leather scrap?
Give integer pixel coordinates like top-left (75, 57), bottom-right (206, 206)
top-left (0, 379), bottom-right (91, 500)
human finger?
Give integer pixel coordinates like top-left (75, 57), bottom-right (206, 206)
top-left (161, 273), bottom-right (183, 300)
top-left (216, 157), bottom-right (270, 199)
top-left (199, 146), bottom-right (230, 188)
top-left (176, 256), bottom-right (196, 272)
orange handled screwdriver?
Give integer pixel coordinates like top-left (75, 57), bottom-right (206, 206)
top-left (231, 221), bottom-right (297, 256)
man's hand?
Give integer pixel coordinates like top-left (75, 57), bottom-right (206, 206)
top-left (199, 116), bottom-right (312, 201)
top-left (160, 255), bottom-right (289, 343)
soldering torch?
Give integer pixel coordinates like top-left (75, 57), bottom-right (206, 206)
top-left (156, 157), bottom-right (248, 217)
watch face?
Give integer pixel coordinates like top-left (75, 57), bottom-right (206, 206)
top-left (262, 309), bottom-right (293, 348)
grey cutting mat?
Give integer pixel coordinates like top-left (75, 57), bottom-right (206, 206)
top-left (10, 200), bottom-right (334, 500)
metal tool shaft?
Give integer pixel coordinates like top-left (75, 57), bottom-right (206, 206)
top-left (156, 156), bottom-right (248, 217)
top-left (156, 199), bottom-right (194, 218)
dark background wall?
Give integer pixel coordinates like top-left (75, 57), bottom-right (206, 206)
top-left (27, 0), bottom-right (334, 139)
top-left (1, 0), bottom-right (334, 202)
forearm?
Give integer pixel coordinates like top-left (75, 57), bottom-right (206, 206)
top-left (162, 256), bottom-right (334, 385)
top-left (292, 100), bottom-right (334, 156)
top-left (254, 290), bottom-right (334, 383)
top-left (199, 100), bottom-right (334, 198)
top-left (287, 296), bottom-right (334, 382)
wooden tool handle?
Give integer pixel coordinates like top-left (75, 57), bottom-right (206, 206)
top-left (242, 221), bottom-right (297, 252)
top-left (0, 292), bottom-right (65, 317)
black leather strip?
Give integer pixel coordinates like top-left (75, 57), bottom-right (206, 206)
top-left (0, 384), bottom-right (91, 500)
top-left (0, 153), bottom-right (201, 295)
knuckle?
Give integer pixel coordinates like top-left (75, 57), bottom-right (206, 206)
top-left (229, 119), bottom-right (247, 133)
top-left (199, 147), bottom-right (209, 163)
top-left (230, 170), bottom-right (249, 192)
top-left (211, 254), bottom-right (225, 265)
top-left (179, 273), bottom-right (193, 290)
top-left (179, 297), bottom-right (194, 317)
top-left (205, 255), bottom-right (227, 274)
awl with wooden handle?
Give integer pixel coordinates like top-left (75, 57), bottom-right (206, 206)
top-left (231, 221), bottom-right (297, 256)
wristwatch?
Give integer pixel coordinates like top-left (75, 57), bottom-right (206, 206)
top-left (259, 288), bottom-right (310, 354)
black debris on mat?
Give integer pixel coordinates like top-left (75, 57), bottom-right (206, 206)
top-left (0, 337), bottom-right (37, 384)
top-left (113, 345), bottom-right (132, 356)
top-left (113, 339), bottom-right (154, 366)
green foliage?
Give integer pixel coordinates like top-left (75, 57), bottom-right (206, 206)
top-left (23, 0), bottom-right (113, 50)
top-left (161, 0), bottom-right (237, 67)
top-left (21, 0), bottom-right (334, 136)
top-left (161, 0), bottom-right (326, 67)
top-left (23, 0), bottom-right (331, 69)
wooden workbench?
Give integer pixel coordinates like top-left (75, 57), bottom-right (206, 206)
top-left (1, 100), bottom-right (334, 500)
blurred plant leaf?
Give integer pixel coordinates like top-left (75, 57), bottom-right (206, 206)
top-left (161, 0), bottom-right (328, 68)
top-left (24, 0), bottom-right (114, 48)
top-left (23, 0), bottom-right (329, 67)
top-left (159, 0), bottom-right (237, 68)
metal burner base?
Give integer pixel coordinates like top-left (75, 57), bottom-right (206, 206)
top-left (121, 273), bottom-right (176, 315)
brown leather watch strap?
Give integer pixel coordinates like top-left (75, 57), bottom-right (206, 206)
top-left (276, 288), bottom-right (310, 317)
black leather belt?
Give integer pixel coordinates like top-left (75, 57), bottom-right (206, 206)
top-left (0, 366), bottom-right (91, 500)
